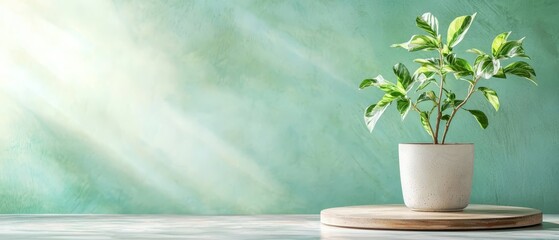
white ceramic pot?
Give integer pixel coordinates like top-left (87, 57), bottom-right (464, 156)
top-left (399, 143), bottom-right (474, 212)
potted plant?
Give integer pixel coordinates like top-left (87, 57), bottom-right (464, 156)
top-left (359, 12), bottom-right (536, 212)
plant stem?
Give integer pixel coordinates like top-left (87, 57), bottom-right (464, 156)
top-left (433, 50), bottom-right (446, 144)
top-left (441, 76), bottom-right (481, 144)
top-left (411, 103), bottom-right (436, 143)
top-left (411, 103), bottom-right (421, 113)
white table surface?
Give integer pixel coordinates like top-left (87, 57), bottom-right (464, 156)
top-left (0, 214), bottom-right (558, 239)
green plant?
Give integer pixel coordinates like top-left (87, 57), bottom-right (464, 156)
top-left (359, 12), bottom-right (536, 144)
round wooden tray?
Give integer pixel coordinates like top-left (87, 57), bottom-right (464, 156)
top-left (320, 204), bottom-right (542, 230)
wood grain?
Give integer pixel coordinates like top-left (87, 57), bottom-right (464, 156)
top-left (320, 204), bottom-right (542, 230)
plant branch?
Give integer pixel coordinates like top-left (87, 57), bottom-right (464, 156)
top-left (441, 76), bottom-right (481, 144)
top-left (411, 103), bottom-right (436, 143)
top-left (426, 118), bottom-right (436, 143)
top-left (433, 49), bottom-right (446, 144)
top-left (411, 103), bottom-right (421, 113)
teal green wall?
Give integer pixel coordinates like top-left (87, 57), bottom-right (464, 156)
top-left (0, 0), bottom-right (557, 213)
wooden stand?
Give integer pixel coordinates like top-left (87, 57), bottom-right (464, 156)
top-left (320, 204), bottom-right (542, 230)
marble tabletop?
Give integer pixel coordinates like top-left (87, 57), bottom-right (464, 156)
top-left (0, 214), bottom-right (558, 239)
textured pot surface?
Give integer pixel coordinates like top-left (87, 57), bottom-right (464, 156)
top-left (399, 143), bottom-right (474, 212)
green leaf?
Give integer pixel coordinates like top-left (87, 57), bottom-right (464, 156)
top-left (414, 58), bottom-right (441, 75)
top-left (378, 92), bottom-right (402, 108)
top-left (493, 68), bottom-right (506, 78)
top-left (445, 53), bottom-right (456, 64)
top-left (359, 75), bottom-right (387, 89)
top-left (495, 37), bottom-right (529, 59)
top-left (442, 43), bottom-right (451, 55)
top-left (416, 91), bottom-right (435, 104)
top-left (441, 102), bottom-right (451, 112)
top-left (412, 67), bottom-right (438, 88)
top-left (474, 55), bottom-right (500, 79)
top-left (441, 66), bottom-right (454, 75)
top-left (456, 78), bottom-right (475, 86)
top-left (449, 55), bottom-right (474, 72)
top-left (445, 91), bottom-right (456, 101)
top-left (466, 109), bottom-right (489, 129)
top-left (491, 31), bottom-right (511, 56)
top-left (365, 104), bottom-right (376, 117)
top-left (364, 90), bottom-right (403, 132)
top-left (446, 54), bottom-right (473, 78)
top-left (359, 79), bottom-right (376, 89)
top-left (474, 54), bottom-right (486, 67)
top-left (478, 87), bottom-right (500, 111)
top-left (416, 92), bottom-right (431, 104)
top-left (416, 12), bottom-right (439, 38)
top-left (367, 75), bottom-right (406, 95)
top-left (364, 104), bottom-right (388, 133)
top-left (397, 98), bottom-right (411, 120)
top-left (379, 84), bottom-right (400, 94)
top-left (412, 67), bottom-right (435, 83)
top-left (426, 90), bottom-right (437, 101)
top-left (393, 63), bottom-right (413, 91)
top-left (504, 61), bottom-right (537, 85)
top-left (414, 58), bottom-right (440, 66)
top-left (447, 13), bottom-right (477, 48)
top-left (442, 99), bottom-right (464, 112)
top-left (391, 35), bottom-right (439, 52)
top-left (420, 111), bottom-right (434, 137)
top-left (441, 114), bottom-right (450, 121)
top-left (466, 48), bottom-right (486, 55)
top-left (415, 78), bottom-right (436, 92)
top-left (416, 92), bottom-right (428, 103)
top-left (364, 103), bottom-right (391, 133)
top-left (441, 91), bottom-right (456, 112)
top-left (418, 65), bottom-right (440, 75)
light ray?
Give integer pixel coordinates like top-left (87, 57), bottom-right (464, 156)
top-left (0, 0), bottom-right (291, 213)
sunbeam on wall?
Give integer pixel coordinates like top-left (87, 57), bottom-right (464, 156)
top-left (0, 1), bottom-right (298, 213)
top-left (0, 0), bottom-right (558, 213)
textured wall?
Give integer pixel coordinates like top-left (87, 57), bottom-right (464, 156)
top-left (0, 0), bottom-right (557, 214)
